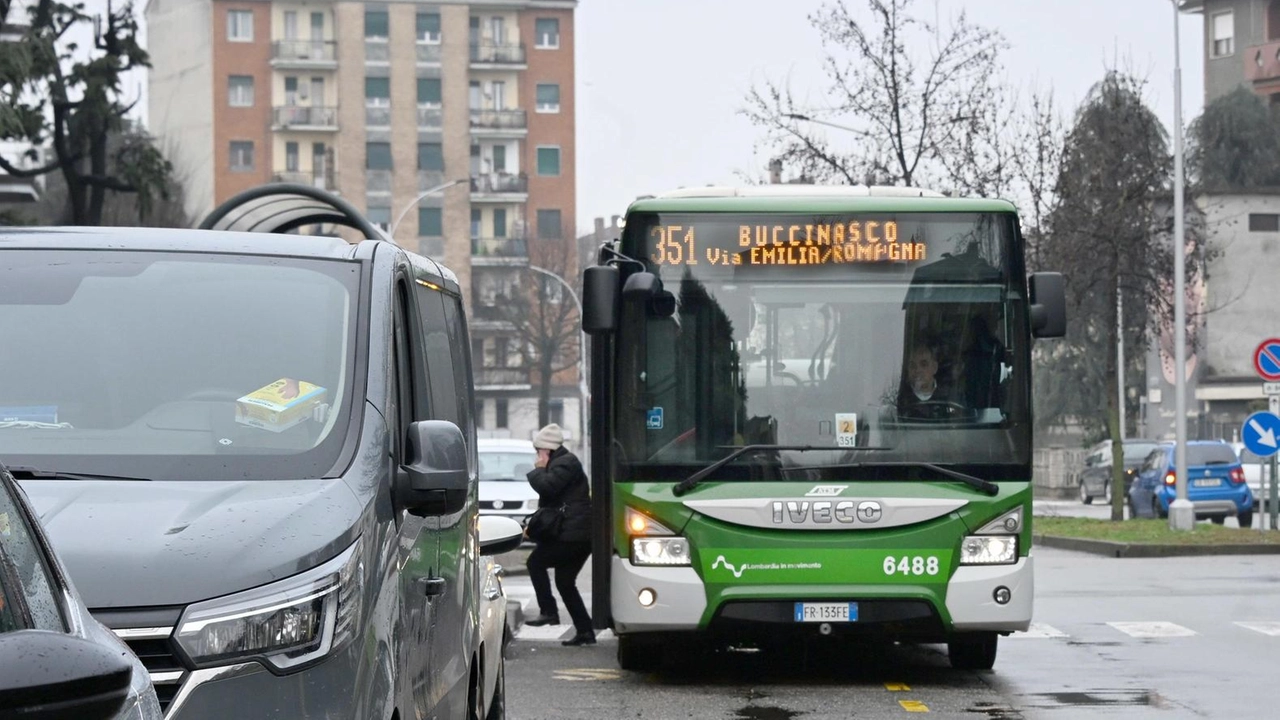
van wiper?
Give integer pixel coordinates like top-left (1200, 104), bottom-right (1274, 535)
top-left (5, 465), bottom-right (154, 482)
top-left (671, 445), bottom-right (889, 497)
top-left (786, 461), bottom-right (999, 496)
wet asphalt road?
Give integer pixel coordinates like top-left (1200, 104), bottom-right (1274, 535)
top-left (500, 544), bottom-right (1280, 719)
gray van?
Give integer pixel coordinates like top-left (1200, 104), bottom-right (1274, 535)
top-left (0, 198), bottom-right (520, 718)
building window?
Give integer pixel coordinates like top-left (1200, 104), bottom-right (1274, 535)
top-left (1250, 213), bottom-right (1280, 232)
top-left (1211, 11), bottom-right (1234, 57)
top-left (493, 208), bottom-right (507, 238)
top-left (416, 12), bottom-right (441, 43)
top-left (536, 83), bottom-right (561, 113)
top-left (534, 18), bottom-right (559, 49)
top-left (228, 75), bottom-right (254, 107)
top-left (475, 398), bottom-right (485, 428)
top-left (285, 141), bottom-right (299, 172)
top-left (536, 146), bottom-right (561, 176)
top-left (471, 207), bottom-right (481, 238)
top-left (492, 144), bottom-right (506, 172)
top-left (367, 205), bottom-right (391, 230)
top-left (365, 76), bottom-right (391, 106)
top-left (417, 77), bottom-right (442, 107)
top-left (495, 398), bottom-right (508, 429)
top-left (548, 399), bottom-right (564, 427)
top-left (229, 141), bottom-right (254, 172)
top-left (365, 10), bottom-right (389, 40)
top-left (418, 142), bottom-right (444, 171)
top-left (367, 142), bottom-right (392, 170)
top-left (419, 207), bottom-right (443, 236)
top-left (537, 209), bottom-right (562, 240)
top-left (227, 9), bottom-right (253, 42)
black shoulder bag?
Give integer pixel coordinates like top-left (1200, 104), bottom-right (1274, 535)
top-left (525, 503), bottom-right (566, 542)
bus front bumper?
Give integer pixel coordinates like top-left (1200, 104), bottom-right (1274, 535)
top-left (944, 555), bottom-right (1033, 632)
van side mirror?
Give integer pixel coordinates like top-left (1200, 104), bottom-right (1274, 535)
top-left (399, 420), bottom-right (469, 517)
top-left (1029, 272), bottom-right (1066, 338)
top-left (582, 265), bottom-right (620, 334)
top-left (0, 630), bottom-right (133, 720)
top-left (478, 515), bottom-right (524, 556)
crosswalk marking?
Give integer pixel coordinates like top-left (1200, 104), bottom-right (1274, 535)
top-left (1106, 621), bottom-right (1197, 638)
top-left (1009, 623), bottom-right (1067, 639)
top-left (1235, 621), bottom-right (1280, 636)
top-left (512, 625), bottom-right (616, 643)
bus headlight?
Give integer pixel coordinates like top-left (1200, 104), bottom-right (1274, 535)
top-left (959, 535), bottom-right (1017, 565)
top-left (630, 537), bottom-right (691, 566)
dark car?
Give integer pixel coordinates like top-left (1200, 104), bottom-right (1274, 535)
top-left (1078, 439), bottom-right (1161, 504)
top-left (0, 462), bottom-right (162, 719)
top-left (1128, 441), bottom-right (1255, 526)
top-left (1, 195), bottom-right (522, 720)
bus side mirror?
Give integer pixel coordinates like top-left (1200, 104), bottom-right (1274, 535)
top-left (622, 271), bottom-right (675, 318)
top-left (583, 265), bottom-right (620, 334)
top-left (1029, 272), bottom-right (1066, 338)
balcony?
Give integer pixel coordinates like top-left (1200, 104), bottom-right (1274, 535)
top-left (476, 367), bottom-right (531, 388)
top-left (472, 237), bottom-right (529, 265)
top-left (365, 104), bottom-right (391, 128)
top-left (470, 173), bottom-right (527, 199)
top-left (469, 109), bottom-right (527, 136)
top-left (272, 171), bottom-right (338, 193)
top-left (416, 105), bottom-right (442, 128)
top-left (1246, 41), bottom-right (1280, 84)
top-left (272, 105), bottom-right (338, 131)
top-left (416, 43), bottom-right (442, 64)
top-left (271, 40), bottom-right (337, 69)
top-left (470, 43), bottom-right (526, 67)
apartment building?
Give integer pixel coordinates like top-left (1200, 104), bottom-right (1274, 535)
top-left (146, 0), bottom-right (581, 449)
top-left (1182, 0), bottom-right (1280, 103)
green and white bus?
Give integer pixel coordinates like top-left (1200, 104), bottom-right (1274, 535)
top-left (581, 185), bottom-right (1065, 671)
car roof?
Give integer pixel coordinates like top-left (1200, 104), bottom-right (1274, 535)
top-left (0, 225), bottom-right (364, 260)
top-left (477, 438), bottom-right (536, 452)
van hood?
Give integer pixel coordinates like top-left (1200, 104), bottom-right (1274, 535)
top-left (19, 478), bottom-right (364, 609)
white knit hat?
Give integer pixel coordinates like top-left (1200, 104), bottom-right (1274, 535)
top-left (533, 423), bottom-right (565, 450)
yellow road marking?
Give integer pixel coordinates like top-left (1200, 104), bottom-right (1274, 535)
top-left (884, 682), bottom-right (911, 691)
top-left (553, 668), bottom-right (622, 682)
top-left (899, 700), bottom-right (930, 712)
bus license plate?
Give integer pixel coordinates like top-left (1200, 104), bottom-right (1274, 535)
top-left (794, 602), bottom-right (858, 622)
top-left (1193, 478), bottom-right (1221, 487)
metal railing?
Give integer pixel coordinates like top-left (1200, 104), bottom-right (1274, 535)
top-left (471, 237), bottom-right (528, 257)
top-left (365, 105), bottom-right (391, 127)
top-left (416, 105), bottom-right (442, 128)
top-left (469, 109), bottom-right (527, 130)
top-left (476, 367), bottom-right (530, 386)
top-left (416, 43), bottom-right (442, 64)
top-left (470, 173), bottom-right (527, 194)
top-left (470, 43), bottom-right (526, 64)
top-left (273, 105), bottom-right (337, 129)
top-left (272, 40), bottom-right (336, 63)
top-left (272, 171), bottom-right (337, 191)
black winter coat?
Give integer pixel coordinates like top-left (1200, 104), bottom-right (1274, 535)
top-left (526, 447), bottom-right (592, 543)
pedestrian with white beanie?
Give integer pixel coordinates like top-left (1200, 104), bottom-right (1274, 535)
top-left (522, 423), bottom-right (595, 645)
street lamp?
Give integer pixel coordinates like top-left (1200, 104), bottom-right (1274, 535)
top-left (1169, 0), bottom-right (1194, 531)
top-left (783, 112), bottom-right (861, 135)
top-left (527, 264), bottom-right (589, 469)
top-left (387, 178), bottom-right (468, 238)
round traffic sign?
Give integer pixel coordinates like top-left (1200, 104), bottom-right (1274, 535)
top-left (1243, 411), bottom-right (1280, 458)
top-left (1254, 339), bottom-right (1280, 382)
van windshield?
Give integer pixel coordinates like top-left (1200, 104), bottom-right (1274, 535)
top-left (0, 250), bottom-right (360, 481)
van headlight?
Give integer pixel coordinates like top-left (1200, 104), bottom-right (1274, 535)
top-left (175, 538), bottom-right (363, 673)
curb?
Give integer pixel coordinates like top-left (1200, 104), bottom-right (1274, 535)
top-left (1035, 533), bottom-right (1280, 558)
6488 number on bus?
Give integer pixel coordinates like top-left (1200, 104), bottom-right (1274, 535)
top-left (882, 555), bottom-right (940, 576)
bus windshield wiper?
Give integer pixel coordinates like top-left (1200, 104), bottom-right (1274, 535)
top-left (4, 465), bottom-right (154, 482)
top-left (671, 445), bottom-right (890, 497)
top-left (787, 461), bottom-right (999, 496)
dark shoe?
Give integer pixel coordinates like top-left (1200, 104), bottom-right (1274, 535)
top-left (525, 614), bottom-right (560, 627)
top-left (562, 632), bottom-right (596, 646)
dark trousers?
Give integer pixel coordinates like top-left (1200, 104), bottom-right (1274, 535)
top-left (526, 540), bottom-right (593, 635)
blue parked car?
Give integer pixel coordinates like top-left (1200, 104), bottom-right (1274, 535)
top-left (1128, 441), bottom-right (1254, 527)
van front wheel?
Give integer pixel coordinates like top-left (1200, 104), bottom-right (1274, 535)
top-left (947, 632), bottom-right (998, 670)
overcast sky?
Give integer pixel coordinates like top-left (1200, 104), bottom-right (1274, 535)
top-left (573, 0), bottom-right (1206, 235)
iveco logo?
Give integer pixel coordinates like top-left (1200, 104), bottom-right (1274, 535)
top-left (771, 500), bottom-right (884, 525)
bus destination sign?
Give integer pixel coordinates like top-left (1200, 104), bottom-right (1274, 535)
top-left (648, 219), bottom-right (927, 268)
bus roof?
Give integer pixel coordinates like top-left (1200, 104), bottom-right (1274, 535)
top-left (626, 184), bottom-right (1018, 215)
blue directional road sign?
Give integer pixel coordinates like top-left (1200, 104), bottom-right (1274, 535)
top-left (1242, 411), bottom-right (1280, 458)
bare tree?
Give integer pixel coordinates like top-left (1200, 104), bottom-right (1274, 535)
top-left (496, 239), bottom-right (582, 428)
top-left (0, 0), bottom-right (173, 225)
top-left (742, 0), bottom-right (1007, 191)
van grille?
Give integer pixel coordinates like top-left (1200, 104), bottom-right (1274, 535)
top-left (95, 609), bottom-right (187, 715)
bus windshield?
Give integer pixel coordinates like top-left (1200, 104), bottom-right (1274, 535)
top-left (614, 211), bottom-right (1031, 481)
